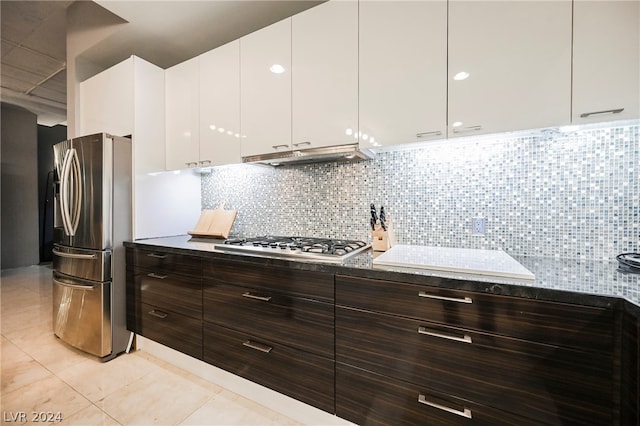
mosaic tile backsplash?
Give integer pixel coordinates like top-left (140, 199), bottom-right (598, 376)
top-left (202, 122), bottom-right (639, 261)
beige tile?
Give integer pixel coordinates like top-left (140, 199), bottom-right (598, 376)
top-left (56, 404), bottom-right (122, 426)
top-left (1, 356), bottom-right (53, 395)
top-left (1, 375), bottom-right (91, 422)
top-left (57, 352), bottom-right (161, 402)
top-left (0, 305), bottom-right (52, 335)
top-left (4, 325), bottom-right (95, 374)
top-left (99, 367), bottom-right (211, 425)
top-left (179, 390), bottom-right (286, 426)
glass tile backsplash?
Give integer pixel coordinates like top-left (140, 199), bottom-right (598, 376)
top-left (202, 122), bottom-right (639, 261)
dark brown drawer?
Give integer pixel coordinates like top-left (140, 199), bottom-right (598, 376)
top-left (336, 306), bottom-right (613, 425)
top-left (130, 267), bottom-right (202, 319)
top-left (203, 322), bottom-right (334, 413)
top-left (129, 302), bottom-right (202, 360)
top-left (336, 275), bottom-right (614, 353)
top-left (336, 364), bottom-right (530, 426)
top-left (204, 259), bottom-right (333, 302)
top-left (203, 281), bottom-right (333, 358)
top-left (127, 248), bottom-right (202, 277)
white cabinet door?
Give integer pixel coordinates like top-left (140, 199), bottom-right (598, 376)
top-left (133, 57), bottom-right (165, 175)
top-left (200, 40), bottom-right (241, 166)
top-left (80, 58), bottom-right (134, 137)
top-left (573, 0), bottom-right (639, 123)
top-left (448, 1), bottom-right (572, 137)
top-left (359, 0), bottom-right (447, 149)
top-left (240, 19), bottom-right (292, 158)
top-left (292, 0), bottom-right (358, 149)
top-left (165, 57), bottom-right (200, 171)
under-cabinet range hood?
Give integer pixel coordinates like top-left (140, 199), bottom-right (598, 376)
top-left (242, 143), bottom-right (374, 166)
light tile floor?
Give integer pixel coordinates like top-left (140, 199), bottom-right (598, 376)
top-left (1, 265), bottom-right (302, 425)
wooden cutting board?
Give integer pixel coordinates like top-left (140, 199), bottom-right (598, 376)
top-left (188, 203), bottom-right (237, 239)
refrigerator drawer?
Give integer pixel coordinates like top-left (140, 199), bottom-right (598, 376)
top-left (53, 245), bottom-right (111, 282)
top-left (53, 273), bottom-right (111, 357)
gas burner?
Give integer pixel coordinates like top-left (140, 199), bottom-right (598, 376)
top-left (219, 236), bottom-right (370, 263)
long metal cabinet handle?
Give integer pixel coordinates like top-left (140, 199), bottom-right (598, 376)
top-left (147, 272), bottom-right (168, 279)
top-left (418, 394), bottom-right (472, 419)
top-left (452, 125), bottom-right (482, 134)
top-left (418, 291), bottom-right (472, 304)
top-left (53, 278), bottom-right (97, 290)
top-left (418, 326), bottom-right (473, 344)
top-left (242, 340), bottom-right (273, 353)
top-left (52, 249), bottom-right (97, 260)
top-left (242, 292), bottom-right (272, 302)
top-left (271, 144), bottom-right (289, 150)
top-left (580, 108), bottom-right (624, 118)
top-left (146, 253), bottom-right (168, 259)
top-left (293, 141), bottom-right (312, 147)
top-left (148, 310), bottom-right (168, 319)
top-left (416, 131), bottom-right (442, 138)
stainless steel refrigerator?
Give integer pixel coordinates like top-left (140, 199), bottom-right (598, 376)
top-left (52, 133), bottom-right (132, 361)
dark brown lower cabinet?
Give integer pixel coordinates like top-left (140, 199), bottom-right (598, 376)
top-left (337, 306), bottom-right (613, 425)
top-left (129, 302), bottom-right (203, 360)
top-left (336, 363), bottom-right (528, 426)
top-left (203, 322), bottom-right (334, 413)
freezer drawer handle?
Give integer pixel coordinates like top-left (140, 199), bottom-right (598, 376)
top-left (242, 292), bottom-right (272, 302)
top-left (418, 394), bottom-right (472, 419)
top-left (146, 253), bottom-right (168, 259)
top-left (418, 291), bottom-right (472, 304)
top-left (148, 310), bottom-right (168, 319)
top-left (242, 340), bottom-right (273, 353)
top-left (418, 326), bottom-right (473, 344)
top-left (52, 249), bottom-right (97, 260)
top-left (53, 278), bottom-right (97, 290)
top-left (147, 272), bottom-right (168, 280)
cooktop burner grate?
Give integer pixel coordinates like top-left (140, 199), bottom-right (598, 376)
top-left (218, 236), bottom-right (370, 262)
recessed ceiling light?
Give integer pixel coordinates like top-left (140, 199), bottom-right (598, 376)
top-left (453, 71), bottom-right (470, 81)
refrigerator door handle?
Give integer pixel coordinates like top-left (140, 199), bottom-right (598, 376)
top-left (59, 149), bottom-right (73, 236)
top-left (69, 148), bottom-right (83, 236)
top-left (60, 148), bottom-right (83, 237)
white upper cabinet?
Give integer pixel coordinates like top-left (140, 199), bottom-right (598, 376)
top-left (292, 0), bottom-right (358, 149)
top-left (80, 58), bottom-right (134, 138)
top-left (165, 57), bottom-right (200, 171)
top-left (80, 56), bottom-right (165, 174)
top-left (240, 18), bottom-right (292, 158)
top-left (200, 40), bottom-right (241, 166)
top-left (572, 0), bottom-right (639, 123)
top-left (359, 0), bottom-right (447, 149)
top-left (448, 1), bottom-right (572, 137)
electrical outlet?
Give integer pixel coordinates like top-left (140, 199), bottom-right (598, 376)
top-left (472, 217), bottom-right (487, 235)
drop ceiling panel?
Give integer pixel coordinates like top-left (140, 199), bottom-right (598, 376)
top-left (0, 75), bottom-right (35, 93)
top-left (2, 47), bottom-right (63, 78)
top-left (1, 62), bottom-right (44, 85)
top-left (30, 85), bottom-right (66, 104)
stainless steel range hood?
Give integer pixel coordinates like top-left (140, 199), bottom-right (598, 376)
top-left (242, 143), bottom-right (374, 166)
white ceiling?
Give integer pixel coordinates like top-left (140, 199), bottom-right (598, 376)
top-left (0, 0), bottom-right (322, 127)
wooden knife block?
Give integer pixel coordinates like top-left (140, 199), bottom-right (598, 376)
top-left (371, 217), bottom-right (396, 252)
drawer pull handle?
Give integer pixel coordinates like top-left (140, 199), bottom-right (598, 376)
top-left (242, 340), bottom-right (272, 353)
top-left (242, 292), bottom-right (272, 302)
top-left (147, 253), bottom-right (168, 259)
top-left (418, 394), bottom-right (472, 419)
top-left (418, 326), bottom-right (472, 344)
top-left (271, 144), bottom-right (289, 150)
top-left (148, 310), bottom-right (168, 319)
top-left (418, 292), bottom-right (472, 304)
top-left (580, 108), bottom-right (623, 118)
top-left (147, 272), bottom-right (168, 279)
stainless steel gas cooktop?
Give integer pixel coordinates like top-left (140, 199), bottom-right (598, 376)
top-left (214, 236), bottom-right (370, 263)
